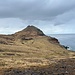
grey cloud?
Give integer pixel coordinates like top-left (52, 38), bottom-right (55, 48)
top-left (0, 0), bottom-right (75, 25)
top-left (54, 8), bottom-right (75, 25)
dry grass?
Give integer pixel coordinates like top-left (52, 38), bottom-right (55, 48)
top-left (0, 26), bottom-right (74, 75)
top-left (0, 36), bottom-right (74, 75)
top-left (0, 36), bottom-right (74, 66)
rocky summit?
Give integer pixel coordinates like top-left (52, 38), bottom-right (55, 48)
top-left (0, 25), bottom-right (75, 75)
top-left (14, 25), bottom-right (45, 38)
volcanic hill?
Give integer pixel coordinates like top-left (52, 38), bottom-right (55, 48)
top-left (0, 25), bottom-right (75, 75)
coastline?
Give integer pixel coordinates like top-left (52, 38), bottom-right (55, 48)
top-left (49, 34), bottom-right (75, 51)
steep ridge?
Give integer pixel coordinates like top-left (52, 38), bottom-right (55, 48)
top-left (0, 25), bottom-right (60, 45)
top-left (13, 25), bottom-right (59, 44)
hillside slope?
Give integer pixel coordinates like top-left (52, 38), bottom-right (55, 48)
top-left (0, 25), bottom-right (75, 75)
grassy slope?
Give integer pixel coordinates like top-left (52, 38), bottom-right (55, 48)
top-left (0, 36), bottom-right (75, 75)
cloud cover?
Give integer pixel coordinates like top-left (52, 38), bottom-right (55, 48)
top-left (0, 0), bottom-right (75, 34)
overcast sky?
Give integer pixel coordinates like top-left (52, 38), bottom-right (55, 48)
top-left (0, 0), bottom-right (75, 34)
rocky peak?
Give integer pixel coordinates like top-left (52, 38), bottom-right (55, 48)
top-left (14, 25), bottom-right (45, 38)
top-left (22, 25), bottom-right (45, 36)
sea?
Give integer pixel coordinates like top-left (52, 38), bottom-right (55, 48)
top-left (48, 34), bottom-right (75, 51)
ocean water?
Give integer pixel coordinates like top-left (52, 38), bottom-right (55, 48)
top-left (49, 34), bottom-right (75, 51)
